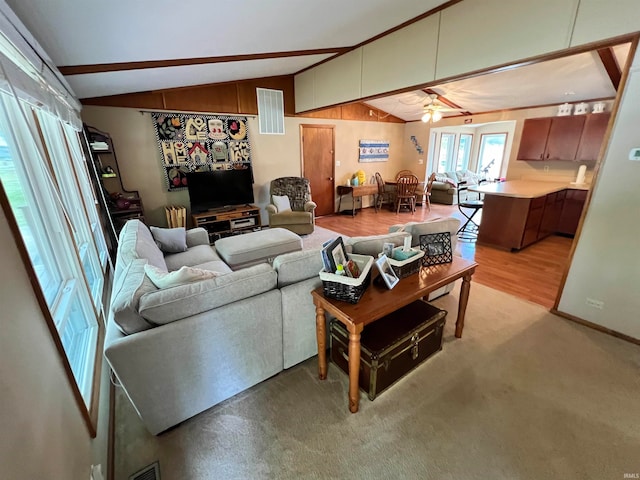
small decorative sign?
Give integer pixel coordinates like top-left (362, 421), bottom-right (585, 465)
top-left (359, 140), bottom-right (389, 162)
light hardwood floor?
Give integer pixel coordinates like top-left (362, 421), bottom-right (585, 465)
top-left (315, 203), bottom-right (574, 309)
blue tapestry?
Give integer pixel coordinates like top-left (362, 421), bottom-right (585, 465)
top-left (358, 139), bottom-right (389, 162)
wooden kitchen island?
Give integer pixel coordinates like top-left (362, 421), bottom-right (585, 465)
top-left (470, 180), bottom-right (589, 250)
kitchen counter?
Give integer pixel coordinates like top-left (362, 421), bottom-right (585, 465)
top-left (469, 180), bottom-right (589, 250)
top-left (470, 180), bottom-right (589, 198)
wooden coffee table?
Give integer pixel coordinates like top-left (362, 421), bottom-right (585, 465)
top-left (311, 256), bottom-right (477, 413)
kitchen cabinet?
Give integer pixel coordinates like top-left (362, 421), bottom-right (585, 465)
top-left (557, 188), bottom-right (588, 236)
top-left (576, 112), bottom-right (611, 161)
top-left (517, 116), bottom-right (585, 161)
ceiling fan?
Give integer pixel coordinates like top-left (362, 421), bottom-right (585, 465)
top-left (421, 93), bottom-right (464, 122)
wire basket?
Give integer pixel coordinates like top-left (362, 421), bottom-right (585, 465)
top-left (380, 247), bottom-right (425, 278)
top-left (319, 254), bottom-right (374, 304)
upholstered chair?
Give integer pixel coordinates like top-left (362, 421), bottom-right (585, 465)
top-left (265, 177), bottom-right (317, 235)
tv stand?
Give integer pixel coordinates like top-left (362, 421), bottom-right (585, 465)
top-left (192, 204), bottom-right (262, 243)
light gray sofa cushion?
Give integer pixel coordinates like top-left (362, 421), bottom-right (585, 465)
top-left (138, 263), bottom-right (277, 325)
top-left (390, 218), bottom-right (461, 248)
top-left (110, 258), bottom-right (158, 334)
top-left (186, 227), bottom-right (210, 247)
top-left (345, 231), bottom-right (410, 256)
top-left (117, 219), bottom-right (167, 272)
top-left (194, 259), bottom-right (233, 275)
top-left (215, 228), bottom-right (302, 269)
top-left (164, 244), bottom-right (221, 271)
top-left (272, 248), bottom-right (324, 288)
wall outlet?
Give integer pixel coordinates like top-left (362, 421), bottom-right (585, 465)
top-left (543, 165), bottom-right (549, 172)
top-left (586, 297), bottom-right (604, 309)
top-left (335, 160), bottom-right (341, 167)
top-left (418, 158), bottom-right (423, 164)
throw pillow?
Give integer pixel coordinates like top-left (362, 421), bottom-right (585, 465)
top-left (150, 226), bottom-right (187, 253)
top-left (144, 264), bottom-right (221, 289)
top-left (272, 195), bottom-right (292, 213)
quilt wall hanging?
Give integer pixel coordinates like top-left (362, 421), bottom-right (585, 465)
top-left (358, 139), bottom-right (389, 162)
top-left (151, 112), bottom-right (252, 191)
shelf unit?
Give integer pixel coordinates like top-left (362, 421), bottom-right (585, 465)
top-left (192, 204), bottom-right (262, 243)
top-left (84, 125), bottom-right (145, 244)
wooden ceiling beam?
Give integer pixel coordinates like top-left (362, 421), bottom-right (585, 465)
top-left (423, 88), bottom-right (472, 115)
top-left (59, 47), bottom-right (350, 76)
top-left (597, 47), bottom-right (621, 90)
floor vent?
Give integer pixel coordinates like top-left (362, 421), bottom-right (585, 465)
top-left (257, 87), bottom-right (285, 134)
top-left (129, 461), bottom-right (160, 480)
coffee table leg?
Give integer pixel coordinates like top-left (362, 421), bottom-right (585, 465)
top-left (348, 325), bottom-right (363, 413)
top-left (315, 304), bottom-right (327, 380)
top-left (455, 273), bottom-right (472, 338)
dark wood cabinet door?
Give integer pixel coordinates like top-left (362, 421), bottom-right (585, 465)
top-left (517, 118), bottom-right (551, 161)
top-left (545, 116), bottom-right (585, 160)
top-left (557, 189), bottom-right (588, 236)
top-left (576, 113), bottom-right (611, 161)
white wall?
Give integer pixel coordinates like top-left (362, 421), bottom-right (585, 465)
top-left (81, 106), bottom-right (405, 225)
top-left (0, 208), bottom-right (96, 479)
top-left (558, 49), bottom-right (640, 339)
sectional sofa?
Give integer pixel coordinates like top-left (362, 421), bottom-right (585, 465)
top-left (105, 217), bottom-right (460, 435)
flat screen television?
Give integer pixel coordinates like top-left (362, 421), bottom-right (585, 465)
top-left (186, 169), bottom-right (254, 213)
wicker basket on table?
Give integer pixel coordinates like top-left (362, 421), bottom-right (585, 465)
top-left (380, 247), bottom-right (425, 279)
top-left (319, 254), bottom-right (374, 304)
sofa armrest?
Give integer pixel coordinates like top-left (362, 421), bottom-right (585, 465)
top-left (265, 204), bottom-right (277, 215)
top-left (186, 227), bottom-right (210, 247)
top-left (304, 201), bottom-right (317, 213)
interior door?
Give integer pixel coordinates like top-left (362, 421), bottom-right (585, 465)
top-left (301, 124), bottom-right (335, 216)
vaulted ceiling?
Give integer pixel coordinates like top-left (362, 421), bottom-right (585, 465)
top-left (6, 0), bottom-right (629, 121)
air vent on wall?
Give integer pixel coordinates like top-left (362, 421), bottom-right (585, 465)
top-left (129, 461), bottom-right (160, 480)
top-left (257, 87), bottom-right (285, 135)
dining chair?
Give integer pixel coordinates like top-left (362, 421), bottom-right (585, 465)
top-left (374, 172), bottom-right (392, 212)
top-left (394, 174), bottom-right (419, 213)
top-left (395, 169), bottom-right (414, 181)
top-left (421, 172), bottom-right (436, 211)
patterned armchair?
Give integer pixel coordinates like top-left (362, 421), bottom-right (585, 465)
top-left (265, 177), bottom-right (317, 235)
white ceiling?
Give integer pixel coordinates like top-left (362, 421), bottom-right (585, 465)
top-left (5, 0), bottom-right (629, 119)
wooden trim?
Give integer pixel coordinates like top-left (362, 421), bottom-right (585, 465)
top-left (295, 0), bottom-right (463, 75)
top-left (107, 380), bottom-right (115, 480)
top-left (551, 308), bottom-right (640, 346)
top-left (59, 48), bottom-right (349, 76)
top-left (0, 180), bottom-right (97, 437)
top-left (597, 47), bottom-right (622, 90)
top-left (553, 34), bottom-right (640, 310)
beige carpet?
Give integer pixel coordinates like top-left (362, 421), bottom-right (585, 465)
top-left (114, 282), bottom-right (640, 480)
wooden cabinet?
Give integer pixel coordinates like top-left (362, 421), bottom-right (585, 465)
top-left (478, 188), bottom-right (581, 250)
top-left (557, 189), bottom-right (588, 236)
top-left (517, 116), bottom-right (585, 161)
top-left (84, 125), bottom-right (145, 245)
top-left (576, 113), bottom-right (611, 161)
top-left (517, 113), bottom-right (610, 162)
top-left (192, 204), bottom-right (262, 243)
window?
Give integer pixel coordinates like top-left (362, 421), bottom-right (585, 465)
top-left (478, 133), bottom-right (507, 180)
top-left (456, 134), bottom-right (473, 170)
top-left (436, 133), bottom-right (455, 173)
top-left (0, 90), bottom-right (106, 414)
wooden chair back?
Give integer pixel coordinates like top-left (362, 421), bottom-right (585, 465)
top-left (395, 169), bottom-right (413, 181)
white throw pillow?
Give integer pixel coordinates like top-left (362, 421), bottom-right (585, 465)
top-left (144, 263), bottom-right (221, 289)
top-left (150, 226), bottom-right (187, 253)
top-left (272, 195), bottom-right (292, 212)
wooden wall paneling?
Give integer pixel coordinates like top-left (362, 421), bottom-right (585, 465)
top-left (300, 107), bottom-right (342, 119)
top-left (294, 68), bottom-right (315, 113)
top-left (361, 14), bottom-right (439, 97)
top-left (571, 0), bottom-right (640, 47)
top-left (162, 83), bottom-right (239, 113)
top-left (437, 0), bottom-right (579, 80)
top-left (313, 48), bottom-right (363, 107)
top-left (341, 103), bottom-right (374, 121)
top-left (236, 76), bottom-right (295, 115)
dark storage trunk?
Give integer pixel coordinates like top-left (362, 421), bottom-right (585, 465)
top-left (330, 300), bottom-right (447, 401)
